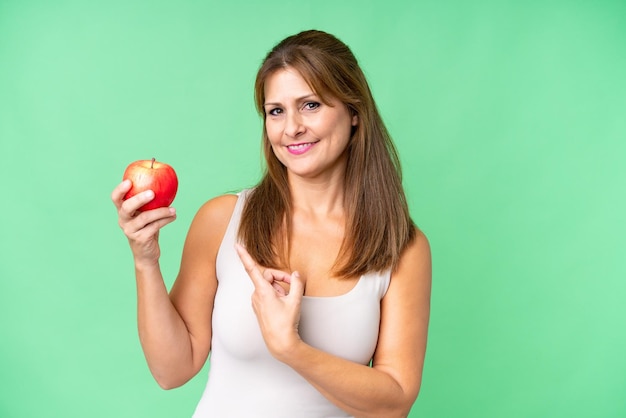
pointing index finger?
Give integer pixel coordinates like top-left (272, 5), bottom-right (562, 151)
top-left (235, 243), bottom-right (265, 288)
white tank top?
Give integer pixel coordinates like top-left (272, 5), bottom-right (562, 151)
top-left (192, 190), bottom-right (391, 417)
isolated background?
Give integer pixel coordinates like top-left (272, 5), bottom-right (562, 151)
top-left (1, 1), bottom-right (624, 417)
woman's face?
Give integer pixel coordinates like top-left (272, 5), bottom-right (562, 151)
top-left (263, 67), bottom-right (357, 181)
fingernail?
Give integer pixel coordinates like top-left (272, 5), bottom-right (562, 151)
top-left (144, 190), bottom-right (154, 199)
top-left (169, 207), bottom-right (176, 215)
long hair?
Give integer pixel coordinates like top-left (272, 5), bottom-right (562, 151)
top-left (238, 29), bottom-right (416, 278)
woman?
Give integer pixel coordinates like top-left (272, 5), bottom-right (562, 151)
top-left (112, 29), bottom-right (431, 418)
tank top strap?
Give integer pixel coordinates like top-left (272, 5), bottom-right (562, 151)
top-left (215, 188), bottom-right (252, 274)
top-left (359, 269), bottom-right (392, 299)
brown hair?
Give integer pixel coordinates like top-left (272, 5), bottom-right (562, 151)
top-left (238, 29), bottom-right (416, 278)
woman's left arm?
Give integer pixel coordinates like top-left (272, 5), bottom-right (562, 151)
top-left (237, 231), bottom-right (432, 418)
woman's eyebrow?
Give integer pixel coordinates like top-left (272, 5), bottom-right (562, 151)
top-left (264, 94), bottom-right (318, 107)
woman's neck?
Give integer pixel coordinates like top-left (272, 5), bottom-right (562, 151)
top-left (288, 173), bottom-right (346, 219)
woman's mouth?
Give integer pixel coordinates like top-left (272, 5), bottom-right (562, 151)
top-left (286, 141), bottom-right (317, 155)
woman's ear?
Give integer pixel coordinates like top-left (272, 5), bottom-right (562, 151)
top-left (351, 114), bottom-right (358, 126)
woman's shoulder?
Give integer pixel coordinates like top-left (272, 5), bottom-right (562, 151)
top-left (390, 227), bottom-right (431, 286)
top-left (202, 192), bottom-right (240, 210)
top-left (187, 192), bottom-right (246, 236)
top-left (407, 227), bottom-right (431, 268)
top-left (408, 227), bottom-right (430, 257)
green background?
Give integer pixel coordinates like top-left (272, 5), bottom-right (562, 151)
top-left (1, 0), bottom-right (624, 417)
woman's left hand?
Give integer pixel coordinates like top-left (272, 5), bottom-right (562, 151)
top-left (235, 244), bottom-right (305, 359)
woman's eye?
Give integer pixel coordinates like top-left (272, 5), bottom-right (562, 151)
top-left (303, 102), bottom-right (320, 110)
top-left (267, 108), bottom-right (282, 116)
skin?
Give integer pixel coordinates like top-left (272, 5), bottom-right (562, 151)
top-left (112, 67), bottom-right (431, 417)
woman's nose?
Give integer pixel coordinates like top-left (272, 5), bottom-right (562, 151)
top-left (284, 112), bottom-right (305, 138)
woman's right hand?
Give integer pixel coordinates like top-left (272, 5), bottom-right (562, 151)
top-left (111, 179), bottom-right (177, 267)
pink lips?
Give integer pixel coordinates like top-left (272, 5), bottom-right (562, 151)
top-left (286, 141), bottom-right (316, 155)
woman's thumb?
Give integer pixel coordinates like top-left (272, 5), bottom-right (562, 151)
top-left (288, 271), bottom-right (305, 298)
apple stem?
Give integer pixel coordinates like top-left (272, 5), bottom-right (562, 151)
top-left (151, 157), bottom-right (155, 169)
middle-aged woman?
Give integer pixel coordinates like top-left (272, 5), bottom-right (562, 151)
top-left (112, 29), bottom-right (432, 417)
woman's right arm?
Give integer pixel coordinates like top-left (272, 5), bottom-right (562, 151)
top-left (112, 180), bottom-right (237, 389)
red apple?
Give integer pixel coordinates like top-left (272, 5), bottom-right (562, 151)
top-left (123, 158), bottom-right (178, 212)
